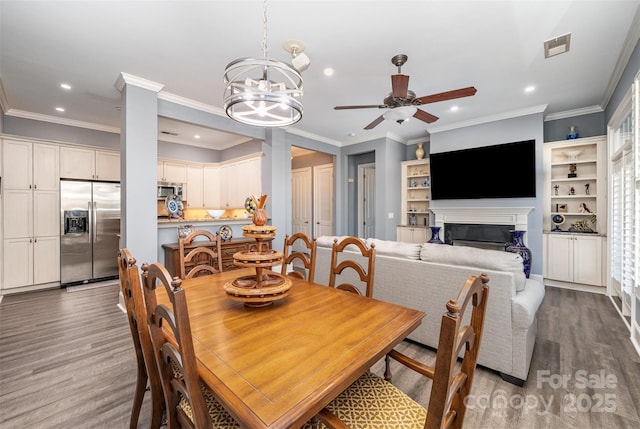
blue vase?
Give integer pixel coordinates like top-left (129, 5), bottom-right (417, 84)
top-left (506, 230), bottom-right (532, 278)
top-left (428, 226), bottom-right (444, 244)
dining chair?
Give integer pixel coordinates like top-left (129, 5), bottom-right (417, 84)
top-left (140, 261), bottom-right (241, 429)
top-left (328, 236), bottom-right (376, 297)
top-left (313, 273), bottom-right (490, 429)
top-left (117, 248), bottom-right (164, 429)
top-left (281, 233), bottom-right (317, 282)
top-left (179, 230), bottom-right (223, 279)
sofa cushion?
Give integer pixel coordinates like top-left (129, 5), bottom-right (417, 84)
top-left (316, 236), bottom-right (366, 251)
top-left (366, 238), bottom-right (421, 260)
top-left (420, 243), bottom-right (527, 292)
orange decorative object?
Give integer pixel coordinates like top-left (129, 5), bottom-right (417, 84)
top-left (251, 194), bottom-right (269, 226)
top-left (224, 195), bottom-right (291, 307)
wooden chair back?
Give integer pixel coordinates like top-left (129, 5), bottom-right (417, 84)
top-left (281, 233), bottom-right (317, 282)
top-left (387, 273), bottom-right (490, 429)
top-left (328, 237), bottom-right (376, 297)
top-left (117, 248), bottom-right (164, 429)
top-left (141, 262), bottom-right (212, 429)
top-left (179, 230), bottom-right (223, 279)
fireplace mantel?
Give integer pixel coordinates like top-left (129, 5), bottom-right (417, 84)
top-left (431, 207), bottom-right (533, 232)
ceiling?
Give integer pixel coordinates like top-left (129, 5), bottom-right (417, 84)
top-left (1, 1), bottom-right (639, 150)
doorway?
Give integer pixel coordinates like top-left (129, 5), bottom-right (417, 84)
top-left (291, 147), bottom-right (334, 239)
top-left (357, 163), bottom-right (375, 238)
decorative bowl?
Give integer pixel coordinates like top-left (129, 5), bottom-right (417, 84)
top-left (207, 209), bottom-right (226, 219)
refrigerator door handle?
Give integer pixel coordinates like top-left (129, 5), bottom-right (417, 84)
top-left (92, 201), bottom-right (98, 242)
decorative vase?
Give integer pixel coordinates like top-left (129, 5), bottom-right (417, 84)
top-left (427, 226), bottom-right (444, 244)
top-left (566, 126), bottom-right (579, 140)
top-left (252, 208), bottom-right (267, 226)
top-left (251, 194), bottom-right (269, 226)
top-left (415, 143), bottom-right (425, 160)
top-left (506, 230), bottom-right (532, 278)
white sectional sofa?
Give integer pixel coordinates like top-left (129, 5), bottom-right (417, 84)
top-left (313, 236), bottom-right (546, 385)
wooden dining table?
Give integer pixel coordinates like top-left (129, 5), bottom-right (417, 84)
top-left (158, 268), bottom-right (425, 429)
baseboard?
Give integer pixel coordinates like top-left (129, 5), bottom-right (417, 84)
top-left (544, 279), bottom-right (606, 294)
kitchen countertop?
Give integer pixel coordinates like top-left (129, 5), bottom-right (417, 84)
top-left (157, 217), bottom-right (253, 228)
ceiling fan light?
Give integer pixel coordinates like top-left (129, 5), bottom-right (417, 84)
top-left (383, 105), bottom-right (417, 121)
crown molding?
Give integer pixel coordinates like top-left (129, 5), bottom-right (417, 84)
top-left (601, 6), bottom-right (640, 110)
top-left (4, 108), bottom-right (120, 133)
top-left (544, 105), bottom-right (603, 121)
top-left (114, 72), bottom-right (164, 93)
top-left (158, 91), bottom-right (225, 116)
top-left (428, 104), bottom-right (548, 134)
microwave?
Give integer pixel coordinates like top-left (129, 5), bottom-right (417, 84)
top-left (157, 183), bottom-right (183, 200)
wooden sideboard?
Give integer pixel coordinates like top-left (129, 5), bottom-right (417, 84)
top-left (162, 238), bottom-right (271, 277)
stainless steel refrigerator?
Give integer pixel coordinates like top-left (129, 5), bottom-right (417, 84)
top-left (60, 180), bottom-right (121, 285)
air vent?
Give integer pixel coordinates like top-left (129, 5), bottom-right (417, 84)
top-left (160, 130), bottom-right (178, 136)
top-left (544, 33), bottom-right (571, 58)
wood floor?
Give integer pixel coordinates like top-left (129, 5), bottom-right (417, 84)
top-left (1, 283), bottom-right (639, 428)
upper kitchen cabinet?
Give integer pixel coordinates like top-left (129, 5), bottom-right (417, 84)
top-left (60, 146), bottom-right (120, 181)
top-left (3, 139), bottom-right (59, 191)
top-left (203, 165), bottom-right (220, 208)
top-left (185, 163), bottom-right (203, 208)
top-left (220, 156), bottom-right (261, 208)
top-left (158, 159), bottom-right (187, 184)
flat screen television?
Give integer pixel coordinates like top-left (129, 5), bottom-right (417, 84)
top-left (430, 139), bottom-right (536, 200)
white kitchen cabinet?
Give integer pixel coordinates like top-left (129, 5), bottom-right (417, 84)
top-left (2, 139), bottom-right (60, 291)
top-left (220, 163), bottom-right (238, 208)
top-left (545, 233), bottom-right (604, 288)
top-left (60, 146), bottom-right (120, 181)
top-left (158, 159), bottom-right (187, 183)
top-left (220, 157), bottom-right (262, 209)
top-left (95, 150), bottom-right (120, 181)
top-left (3, 235), bottom-right (59, 289)
top-left (203, 165), bottom-right (220, 208)
top-left (396, 226), bottom-right (428, 244)
top-left (3, 140), bottom-right (59, 190)
top-left (237, 157), bottom-right (261, 201)
top-left (186, 164), bottom-right (204, 208)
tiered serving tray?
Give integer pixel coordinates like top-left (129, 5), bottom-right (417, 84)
top-left (223, 208), bottom-right (292, 307)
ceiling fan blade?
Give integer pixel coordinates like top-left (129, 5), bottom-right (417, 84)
top-left (391, 74), bottom-right (410, 99)
top-left (416, 86), bottom-right (477, 105)
top-left (364, 115), bottom-right (385, 130)
top-left (413, 109), bottom-right (439, 124)
top-left (334, 104), bottom-right (387, 110)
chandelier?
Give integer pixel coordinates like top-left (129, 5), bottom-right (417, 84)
top-left (223, 0), bottom-right (304, 127)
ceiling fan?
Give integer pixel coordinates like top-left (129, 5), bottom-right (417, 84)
top-left (334, 54), bottom-right (477, 130)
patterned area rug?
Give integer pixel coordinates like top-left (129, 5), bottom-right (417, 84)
top-left (66, 279), bottom-right (119, 293)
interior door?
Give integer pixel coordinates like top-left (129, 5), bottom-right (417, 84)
top-left (292, 167), bottom-right (312, 240)
top-left (314, 163), bottom-right (334, 237)
top-left (358, 163), bottom-right (375, 238)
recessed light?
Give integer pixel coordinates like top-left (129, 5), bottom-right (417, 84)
top-left (525, 85), bottom-right (535, 93)
top-left (323, 67), bottom-right (334, 77)
top-left (450, 106), bottom-right (459, 112)
top-left (60, 83), bottom-right (71, 90)
top-left (348, 132), bottom-right (356, 137)
top-left (55, 107), bottom-right (65, 112)
top-left (194, 134), bottom-right (201, 139)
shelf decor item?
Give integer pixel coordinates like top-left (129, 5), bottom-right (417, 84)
top-left (551, 214), bottom-right (566, 232)
top-left (566, 126), bottom-right (579, 140)
top-left (506, 230), bottom-right (532, 278)
top-left (415, 143), bottom-right (425, 160)
top-left (427, 226), bottom-right (444, 244)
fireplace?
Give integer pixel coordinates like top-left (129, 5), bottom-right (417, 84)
top-left (444, 223), bottom-right (513, 250)
top-left (431, 207), bottom-right (534, 249)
